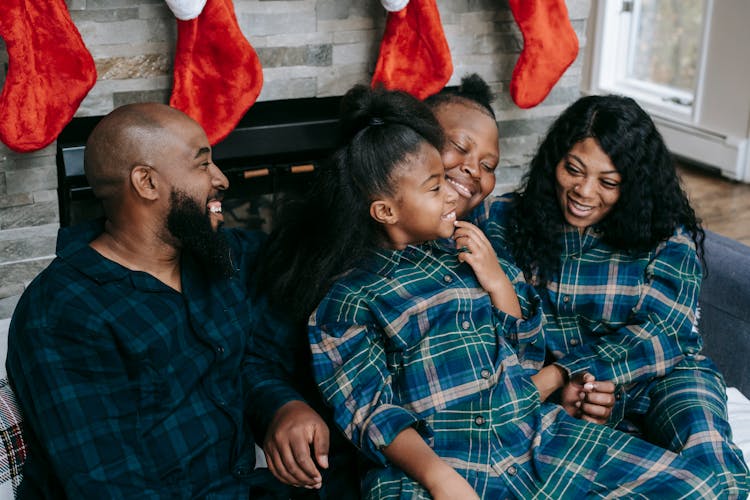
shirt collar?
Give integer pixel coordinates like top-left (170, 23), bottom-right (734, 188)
top-left (55, 219), bottom-right (169, 290)
top-left (55, 219), bottom-right (240, 293)
top-left (360, 239), bottom-right (458, 277)
top-left (56, 219), bottom-right (130, 284)
top-left (561, 224), bottom-right (604, 253)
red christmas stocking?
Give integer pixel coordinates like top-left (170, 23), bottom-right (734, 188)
top-left (371, 0), bottom-right (453, 100)
top-left (508, 0), bottom-right (579, 109)
top-left (0, 0), bottom-right (96, 153)
top-left (169, 0), bottom-right (263, 145)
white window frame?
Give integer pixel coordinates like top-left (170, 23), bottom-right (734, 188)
top-left (584, 0), bottom-right (750, 182)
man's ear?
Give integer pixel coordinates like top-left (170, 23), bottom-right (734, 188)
top-left (130, 165), bottom-right (159, 201)
top-left (370, 199), bottom-right (398, 225)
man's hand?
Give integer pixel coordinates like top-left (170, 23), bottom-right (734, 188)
top-left (263, 400), bottom-right (330, 489)
top-left (560, 372), bottom-right (615, 425)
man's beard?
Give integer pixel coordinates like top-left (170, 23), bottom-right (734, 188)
top-left (167, 189), bottom-right (234, 280)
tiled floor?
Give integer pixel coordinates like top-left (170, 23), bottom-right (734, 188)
top-left (677, 163), bottom-right (750, 247)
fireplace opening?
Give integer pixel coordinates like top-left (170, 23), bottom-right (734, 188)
top-left (56, 95), bottom-right (344, 232)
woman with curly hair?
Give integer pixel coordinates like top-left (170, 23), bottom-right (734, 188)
top-left (468, 94), bottom-right (748, 497)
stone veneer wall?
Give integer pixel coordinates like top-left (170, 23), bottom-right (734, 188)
top-left (0, 0), bottom-right (590, 321)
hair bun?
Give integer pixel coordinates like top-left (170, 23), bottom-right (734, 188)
top-left (456, 74), bottom-right (494, 111)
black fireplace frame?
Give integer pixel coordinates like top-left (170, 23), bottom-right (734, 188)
top-left (56, 95), bottom-right (344, 227)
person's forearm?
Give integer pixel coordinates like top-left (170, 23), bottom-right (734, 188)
top-left (382, 427), bottom-right (465, 494)
top-left (487, 277), bottom-right (522, 318)
top-left (530, 364), bottom-right (568, 402)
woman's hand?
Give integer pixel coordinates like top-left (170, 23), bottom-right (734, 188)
top-left (452, 221), bottom-right (521, 317)
top-left (560, 372), bottom-right (615, 425)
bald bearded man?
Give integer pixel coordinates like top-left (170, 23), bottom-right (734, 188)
top-left (6, 104), bottom-right (331, 498)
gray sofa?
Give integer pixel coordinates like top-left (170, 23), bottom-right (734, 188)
top-left (699, 230), bottom-right (750, 396)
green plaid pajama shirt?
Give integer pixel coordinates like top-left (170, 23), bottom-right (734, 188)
top-left (473, 194), bottom-right (748, 498)
top-left (7, 221), bottom-right (294, 497)
top-left (309, 240), bottom-right (721, 498)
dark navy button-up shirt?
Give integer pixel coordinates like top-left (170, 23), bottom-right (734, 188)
top-left (7, 220), bottom-right (301, 498)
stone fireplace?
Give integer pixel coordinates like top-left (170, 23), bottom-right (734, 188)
top-left (0, 0), bottom-right (590, 321)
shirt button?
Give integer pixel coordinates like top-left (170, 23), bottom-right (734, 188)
top-left (462, 320), bottom-right (471, 329)
top-left (216, 345), bottom-right (224, 354)
top-left (569, 338), bottom-right (580, 346)
top-left (562, 295), bottom-right (570, 303)
top-left (616, 393), bottom-right (622, 400)
top-left (474, 415), bottom-right (486, 426)
top-left (443, 275), bottom-right (453, 283)
top-left (480, 369), bottom-right (491, 379)
top-left (506, 465), bottom-right (517, 476)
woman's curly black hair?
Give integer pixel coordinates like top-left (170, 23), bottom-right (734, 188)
top-left (507, 94), bottom-right (705, 285)
top-left (257, 85), bottom-right (444, 324)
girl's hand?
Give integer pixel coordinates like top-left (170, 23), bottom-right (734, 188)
top-left (452, 221), bottom-right (505, 293)
top-left (452, 221), bottom-right (521, 317)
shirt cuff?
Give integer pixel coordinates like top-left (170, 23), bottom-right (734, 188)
top-left (493, 287), bottom-right (546, 371)
top-left (362, 404), bottom-right (431, 466)
top-left (249, 382), bottom-right (306, 439)
top-left (554, 353), bottom-right (593, 381)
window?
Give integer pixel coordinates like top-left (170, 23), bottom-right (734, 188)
top-left (585, 0), bottom-right (750, 182)
top-left (624, 0), bottom-right (704, 105)
top-left (589, 0), bottom-right (707, 118)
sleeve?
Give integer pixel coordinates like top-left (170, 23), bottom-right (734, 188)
top-left (308, 312), bottom-right (426, 466)
top-left (225, 228), bottom-right (309, 441)
top-left (6, 319), bottom-right (166, 498)
top-left (490, 271), bottom-right (546, 372)
top-left (243, 291), bottom-right (307, 441)
top-left (473, 195), bottom-right (527, 283)
top-left (473, 196), bottom-right (547, 371)
top-left (554, 230), bottom-right (702, 386)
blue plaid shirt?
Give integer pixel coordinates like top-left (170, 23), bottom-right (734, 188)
top-left (7, 220), bottom-right (301, 498)
top-left (308, 240), bottom-right (545, 463)
top-left (473, 194), bottom-right (706, 419)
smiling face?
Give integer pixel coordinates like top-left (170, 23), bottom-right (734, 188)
top-left (375, 142), bottom-right (459, 249)
top-left (555, 137), bottom-right (622, 230)
top-left (155, 115), bottom-right (229, 232)
top-left (434, 101), bottom-right (499, 218)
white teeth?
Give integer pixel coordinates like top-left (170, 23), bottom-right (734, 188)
top-left (209, 206), bottom-right (222, 214)
top-left (446, 178), bottom-right (473, 198)
top-left (442, 211), bottom-right (456, 221)
top-left (570, 200), bottom-right (592, 212)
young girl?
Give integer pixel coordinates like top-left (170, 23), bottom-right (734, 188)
top-left (263, 85), bottom-right (720, 498)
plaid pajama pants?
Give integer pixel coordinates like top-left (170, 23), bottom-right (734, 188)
top-left (362, 398), bottom-right (720, 499)
top-left (620, 357), bottom-right (749, 499)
